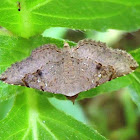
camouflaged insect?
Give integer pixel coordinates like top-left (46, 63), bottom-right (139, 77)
top-left (0, 39), bottom-right (138, 99)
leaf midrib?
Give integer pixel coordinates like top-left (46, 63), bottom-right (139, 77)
top-left (26, 90), bottom-right (39, 140)
top-left (18, 0), bottom-right (32, 37)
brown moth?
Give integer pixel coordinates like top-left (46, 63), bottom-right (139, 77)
top-left (0, 39), bottom-right (138, 100)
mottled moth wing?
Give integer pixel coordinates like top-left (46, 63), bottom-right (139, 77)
top-left (22, 60), bottom-right (64, 94)
top-left (76, 40), bottom-right (138, 77)
top-left (0, 44), bottom-right (63, 86)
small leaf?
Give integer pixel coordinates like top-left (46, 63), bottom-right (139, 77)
top-left (128, 48), bottom-right (140, 110)
top-left (130, 48), bottom-right (140, 64)
top-left (0, 90), bottom-right (106, 140)
top-left (128, 71), bottom-right (140, 110)
top-left (0, 1), bottom-right (140, 38)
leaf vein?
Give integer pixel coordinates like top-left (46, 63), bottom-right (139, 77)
top-left (38, 119), bottom-right (58, 140)
top-left (40, 115), bottom-right (94, 139)
top-left (30, 0), bottom-right (52, 12)
top-left (6, 128), bottom-right (27, 140)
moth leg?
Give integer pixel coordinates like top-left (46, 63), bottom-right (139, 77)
top-left (108, 66), bottom-right (117, 81)
top-left (22, 74), bottom-right (30, 87)
top-left (40, 86), bottom-right (44, 91)
top-left (0, 77), bottom-right (7, 81)
top-left (95, 81), bottom-right (99, 87)
top-left (94, 65), bottom-right (117, 86)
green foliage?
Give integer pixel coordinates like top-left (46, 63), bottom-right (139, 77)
top-left (0, 89), bottom-right (106, 140)
top-left (129, 72), bottom-right (140, 110)
top-left (0, 0), bottom-right (140, 139)
top-left (1, 0), bottom-right (140, 38)
top-left (127, 48), bottom-right (140, 110)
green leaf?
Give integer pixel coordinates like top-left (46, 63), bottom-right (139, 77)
top-left (42, 27), bottom-right (67, 39)
top-left (1, 0), bottom-right (140, 38)
top-left (48, 98), bottom-right (88, 124)
top-left (128, 71), bottom-right (140, 110)
top-left (129, 48), bottom-right (140, 64)
top-left (128, 48), bottom-right (140, 110)
top-left (0, 97), bottom-right (14, 120)
top-left (0, 90), bottom-right (106, 140)
top-left (129, 73), bottom-right (140, 110)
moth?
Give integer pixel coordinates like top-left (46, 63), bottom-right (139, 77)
top-left (0, 39), bottom-right (138, 101)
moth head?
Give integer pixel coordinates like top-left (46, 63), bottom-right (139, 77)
top-left (63, 42), bottom-right (70, 50)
